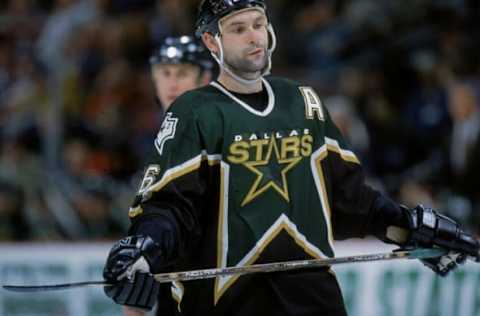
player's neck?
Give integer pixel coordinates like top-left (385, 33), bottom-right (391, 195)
top-left (217, 71), bottom-right (263, 94)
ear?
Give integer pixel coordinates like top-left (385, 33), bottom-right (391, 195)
top-left (201, 33), bottom-right (219, 56)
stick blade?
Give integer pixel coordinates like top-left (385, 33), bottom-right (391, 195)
top-left (2, 281), bottom-right (109, 292)
top-left (407, 247), bottom-right (448, 259)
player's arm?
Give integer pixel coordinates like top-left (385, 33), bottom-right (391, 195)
top-left (318, 107), bottom-right (380, 239)
top-left (103, 99), bottom-right (209, 310)
top-left (321, 105), bottom-right (479, 275)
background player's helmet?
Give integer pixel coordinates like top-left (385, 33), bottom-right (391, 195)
top-left (195, 0), bottom-right (267, 38)
top-left (194, 0), bottom-right (276, 85)
top-left (149, 36), bottom-right (213, 73)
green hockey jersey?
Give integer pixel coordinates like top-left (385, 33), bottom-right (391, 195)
top-left (129, 76), bottom-right (378, 316)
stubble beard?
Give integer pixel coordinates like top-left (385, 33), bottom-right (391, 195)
top-left (224, 47), bottom-right (268, 80)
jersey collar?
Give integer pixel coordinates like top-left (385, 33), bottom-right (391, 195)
top-left (210, 78), bottom-right (275, 117)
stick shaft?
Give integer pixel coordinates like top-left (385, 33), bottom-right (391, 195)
top-left (153, 248), bottom-right (446, 283)
top-left (2, 248), bottom-right (446, 292)
top-left (2, 281), bottom-right (110, 292)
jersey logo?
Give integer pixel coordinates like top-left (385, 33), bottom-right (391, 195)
top-left (299, 87), bottom-right (324, 121)
top-left (241, 136), bottom-right (302, 206)
top-left (227, 129), bottom-right (313, 206)
top-left (155, 113), bottom-right (178, 155)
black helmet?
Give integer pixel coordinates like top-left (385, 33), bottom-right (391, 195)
top-left (195, 0), bottom-right (267, 38)
top-left (149, 36), bottom-right (213, 72)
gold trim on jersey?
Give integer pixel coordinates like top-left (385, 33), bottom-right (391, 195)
top-left (128, 151), bottom-right (222, 218)
top-left (214, 213), bottom-right (328, 305)
top-left (325, 137), bottom-right (360, 164)
top-left (310, 137), bottom-right (361, 249)
top-left (128, 205), bottom-right (144, 218)
top-left (149, 151), bottom-right (221, 192)
top-left (215, 161), bottom-right (230, 297)
top-left (171, 281), bottom-right (184, 312)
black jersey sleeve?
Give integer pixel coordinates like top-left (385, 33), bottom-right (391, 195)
top-left (127, 96), bottom-right (213, 269)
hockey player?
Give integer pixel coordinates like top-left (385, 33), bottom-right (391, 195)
top-left (103, 1), bottom-right (480, 315)
top-left (149, 35), bottom-right (213, 113)
top-left (125, 36), bottom-right (213, 316)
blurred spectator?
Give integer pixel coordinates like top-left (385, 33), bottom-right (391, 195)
top-left (40, 136), bottom-right (127, 240)
top-left (446, 81), bottom-right (480, 198)
top-left (325, 95), bottom-right (370, 163)
top-left (398, 180), bottom-right (437, 210)
top-left (36, 0), bottom-right (101, 71)
top-left (0, 132), bottom-right (43, 200)
top-left (400, 50), bottom-right (451, 166)
top-left (72, 184), bottom-right (124, 240)
top-left (0, 33), bottom-right (14, 110)
top-left (149, 0), bottom-right (197, 45)
top-left (1, 50), bottom-right (50, 143)
top-left (2, 0), bottom-right (44, 45)
top-left (338, 65), bottom-right (403, 178)
top-left (0, 132), bottom-right (63, 240)
top-left (0, 181), bottom-right (30, 241)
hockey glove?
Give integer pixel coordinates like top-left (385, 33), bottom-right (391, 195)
top-left (103, 235), bottom-right (162, 310)
top-left (402, 205), bottom-right (480, 276)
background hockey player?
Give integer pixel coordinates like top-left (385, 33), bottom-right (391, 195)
top-left (149, 35), bottom-right (213, 114)
top-left (125, 35), bottom-right (212, 316)
top-left (103, 1), bottom-right (480, 315)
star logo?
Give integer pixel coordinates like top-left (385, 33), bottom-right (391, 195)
top-left (241, 136), bottom-right (302, 206)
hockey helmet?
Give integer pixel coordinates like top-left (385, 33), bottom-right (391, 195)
top-left (149, 36), bottom-right (213, 73)
top-left (195, 0), bottom-right (267, 38)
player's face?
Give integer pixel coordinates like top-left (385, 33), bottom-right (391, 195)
top-left (152, 64), bottom-right (202, 111)
top-left (219, 9), bottom-right (269, 79)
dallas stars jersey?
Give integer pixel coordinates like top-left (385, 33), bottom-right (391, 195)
top-left (129, 76), bottom-right (379, 316)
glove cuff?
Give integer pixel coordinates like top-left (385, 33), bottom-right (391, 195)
top-left (138, 235), bottom-right (164, 269)
top-left (404, 205), bottom-right (458, 248)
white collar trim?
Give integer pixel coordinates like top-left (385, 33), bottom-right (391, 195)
top-left (210, 78), bottom-right (275, 117)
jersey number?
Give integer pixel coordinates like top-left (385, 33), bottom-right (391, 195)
top-left (138, 165), bottom-right (161, 193)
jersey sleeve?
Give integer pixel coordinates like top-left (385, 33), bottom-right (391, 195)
top-left (321, 107), bottom-right (380, 240)
top-left (127, 97), bottom-right (213, 265)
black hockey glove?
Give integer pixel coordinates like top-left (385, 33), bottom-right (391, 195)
top-left (402, 205), bottom-right (480, 276)
top-left (103, 235), bottom-right (162, 310)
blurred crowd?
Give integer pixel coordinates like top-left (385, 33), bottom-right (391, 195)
top-left (0, 0), bottom-right (479, 242)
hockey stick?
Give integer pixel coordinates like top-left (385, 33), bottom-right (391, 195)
top-left (2, 248), bottom-right (447, 293)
